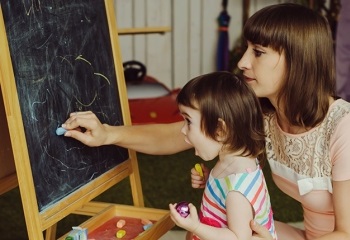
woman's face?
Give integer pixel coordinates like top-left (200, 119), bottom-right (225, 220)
top-left (178, 104), bottom-right (222, 161)
top-left (238, 41), bottom-right (286, 102)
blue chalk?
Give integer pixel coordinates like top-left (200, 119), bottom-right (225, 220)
top-left (56, 127), bottom-right (67, 135)
top-left (143, 223), bottom-right (153, 231)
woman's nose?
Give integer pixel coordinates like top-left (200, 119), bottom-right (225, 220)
top-left (237, 51), bottom-right (250, 70)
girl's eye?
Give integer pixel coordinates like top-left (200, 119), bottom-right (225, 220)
top-left (185, 118), bottom-right (191, 126)
top-left (253, 48), bottom-right (264, 57)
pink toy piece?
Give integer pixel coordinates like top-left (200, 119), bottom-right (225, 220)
top-left (141, 218), bottom-right (152, 225)
top-left (175, 201), bottom-right (190, 218)
top-left (116, 219), bottom-right (126, 228)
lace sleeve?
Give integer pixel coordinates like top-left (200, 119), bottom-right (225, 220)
top-left (330, 113), bottom-right (350, 181)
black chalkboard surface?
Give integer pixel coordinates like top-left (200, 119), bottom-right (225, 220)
top-left (0, 0), bottom-right (128, 211)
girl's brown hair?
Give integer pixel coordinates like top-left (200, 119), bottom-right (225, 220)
top-left (244, 3), bottom-right (335, 127)
top-left (176, 72), bottom-right (265, 157)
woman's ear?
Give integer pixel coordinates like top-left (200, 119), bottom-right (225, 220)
top-left (216, 118), bottom-right (227, 141)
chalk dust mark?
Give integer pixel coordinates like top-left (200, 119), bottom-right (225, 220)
top-left (75, 55), bottom-right (110, 85)
top-left (74, 92), bottom-right (97, 107)
top-left (44, 146), bottom-right (89, 171)
top-left (23, 0), bottom-right (42, 16)
top-left (88, 172), bottom-right (98, 181)
top-left (84, 13), bottom-right (92, 23)
top-left (65, 146), bottom-right (83, 152)
top-left (94, 72), bottom-right (110, 85)
top-left (44, 146), bottom-right (70, 169)
top-left (33, 76), bottom-right (46, 83)
top-left (36, 33), bottom-right (52, 49)
top-left (31, 99), bottom-right (47, 121)
top-left (75, 55), bottom-right (92, 65)
top-left (57, 56), bottom-right (74, 68)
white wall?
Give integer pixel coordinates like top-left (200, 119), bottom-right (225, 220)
top-left (113, 0), bottom-right (282, 89)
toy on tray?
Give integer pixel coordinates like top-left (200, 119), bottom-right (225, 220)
top-left (65, 226), bottom-right (87, 240)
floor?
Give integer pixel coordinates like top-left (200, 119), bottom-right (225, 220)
top-left (159, 230), bottom-right (186, 240)
top-left (158, 222), bottom-right (304, 240)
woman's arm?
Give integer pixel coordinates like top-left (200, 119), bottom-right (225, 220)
top-left (62, 111), bottom-right (191, 155)
top-left (315, 180), bottom-right (350, 240)
top-left (251, 180), bottom-right (350, 240)
top-left (252, 221), bottom-right (305, 240)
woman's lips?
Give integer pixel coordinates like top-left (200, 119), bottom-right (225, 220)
top-left (243, 75), bottom-right (255, 82)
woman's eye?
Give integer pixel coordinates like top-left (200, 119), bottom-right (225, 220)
top-left (253, 48), bottom-right (264, 57)
top-left (185, 118), bottom-right (191, 125)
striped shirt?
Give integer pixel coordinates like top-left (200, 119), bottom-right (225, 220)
top-left (193, 163), bottom-right (277, 240)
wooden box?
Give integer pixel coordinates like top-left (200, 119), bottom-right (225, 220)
top-left (58, 203), bottom-right (174, 240)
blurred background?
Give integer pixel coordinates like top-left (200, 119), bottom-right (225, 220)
top-left (115, 0), bottom-right (340, 89)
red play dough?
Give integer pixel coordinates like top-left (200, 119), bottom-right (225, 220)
top-left (88, 216), bottom-right (154, 240)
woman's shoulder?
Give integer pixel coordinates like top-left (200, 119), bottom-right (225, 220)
top-left (327, 99), bottom-right (350, 124)
top-left (330, 98), bottom-right (350, 110)
top-left (263, 99), bottom-right (350, 135)
top-left (322, 98), bottom-right (350, 135)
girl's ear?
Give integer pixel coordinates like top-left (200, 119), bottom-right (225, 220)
top-left (216, 118), bottom-right (227, 141)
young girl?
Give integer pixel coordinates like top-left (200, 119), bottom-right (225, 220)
top-left (168, 72), bottom-right (277, 240)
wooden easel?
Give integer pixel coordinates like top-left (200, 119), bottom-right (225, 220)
top-left (0, 1), bottom-right (173, 239)
top-left (0, 88), bottom-right (17, 195)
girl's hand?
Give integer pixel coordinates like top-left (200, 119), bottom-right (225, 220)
top-left (191, 163), bottom-right (210, 188)
top-left (169, 203), bottom-right (200, 233)
top-left (251, 220), bottom-right (273, 240)
top-left (61, 111), bottom-right (109, 147)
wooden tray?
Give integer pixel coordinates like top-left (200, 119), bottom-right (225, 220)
top-left (58, 203), bottom-right (174, 240)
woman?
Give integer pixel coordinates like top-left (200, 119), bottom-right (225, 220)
top-left (62, 3), bottom-right (350, 240)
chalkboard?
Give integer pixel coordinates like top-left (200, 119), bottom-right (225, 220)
top-left (0, 0), bottom-right (128, 211)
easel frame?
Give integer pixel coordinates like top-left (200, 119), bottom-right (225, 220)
top-left (0, 1), bottom-right (172, 239)
top-left (0, 88), bottom-right (17, 195)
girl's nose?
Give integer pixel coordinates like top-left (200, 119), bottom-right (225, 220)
top-left (180, 124), bottom-right (187, 135)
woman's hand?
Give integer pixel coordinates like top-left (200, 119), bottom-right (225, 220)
top-left (61, 111), bottom-right (109, 147)
top-left (191, 163), bottom-right (210, 189)
top-left (251, 220), bottom-right (274, 240)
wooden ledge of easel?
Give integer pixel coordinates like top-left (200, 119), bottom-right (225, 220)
top-left (73, 201), bottom-right (114, 216)
top-left (60, 202), bottom-right (175, 240)
top-left (0, 172), bottom-right (18, 195)
top-left (118, 26), bottom-right (171, 35)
